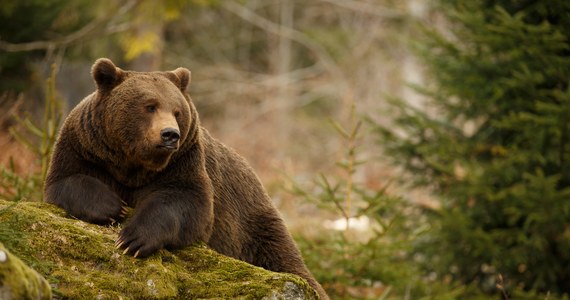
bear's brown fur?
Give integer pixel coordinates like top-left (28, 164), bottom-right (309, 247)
top-left (44, 58), bottom-right (327, 299)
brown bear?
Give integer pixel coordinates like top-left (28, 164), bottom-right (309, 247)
top-left (44, 58), bottom-right (328, 299)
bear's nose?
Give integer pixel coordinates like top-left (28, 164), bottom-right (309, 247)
top-left (160, 128), bottom-right (180, 144)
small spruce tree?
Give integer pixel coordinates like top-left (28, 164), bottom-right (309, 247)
top-left (375, 0), bottom-right (570, 297)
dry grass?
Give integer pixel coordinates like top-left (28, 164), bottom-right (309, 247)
top-left (0, 127), bottom-right (38, 176)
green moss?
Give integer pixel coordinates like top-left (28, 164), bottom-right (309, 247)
top-left (0, 242), bottom-right (51, 300)
top-left (0, 200), bottom-right (318, 299)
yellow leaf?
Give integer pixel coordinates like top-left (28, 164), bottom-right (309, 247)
top-left (123, 32), bottom-right (160, 61)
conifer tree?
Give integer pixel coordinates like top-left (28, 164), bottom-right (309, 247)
top-left (376, 0), bottom-right (570, 296)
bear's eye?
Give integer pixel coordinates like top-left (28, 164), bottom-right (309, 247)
top-left (146, 105), bottom-right (157, 113)
top-left (174, 111), bottom-right (181, 118)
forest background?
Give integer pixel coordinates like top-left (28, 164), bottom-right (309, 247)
top-left (1, 0), bottom-right (568, 299)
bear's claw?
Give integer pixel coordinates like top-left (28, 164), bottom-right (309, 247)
top-left (119, 207), bottom-right (129, 218)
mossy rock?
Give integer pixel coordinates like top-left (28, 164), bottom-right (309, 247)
top-left (0, 242), bottom-right (52, 300)
top-left (0, 199), bottom-right (317, 299)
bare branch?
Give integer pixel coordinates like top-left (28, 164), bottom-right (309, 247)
top-left (221, 1), bottom-right (348, 90)
top-left (0, 0), bottom-right (139, 52)
top-left (320, 0), bottom-right (405, 19)
top-left (0, 19), bottom-right (101, 52)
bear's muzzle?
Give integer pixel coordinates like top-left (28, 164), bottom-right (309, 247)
top-left (158, 127), bottom-right (180, 150)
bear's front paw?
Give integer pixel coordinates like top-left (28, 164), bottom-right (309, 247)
top-left (115, 223), bottom-right (163, 258)
top-left (104, 201), bottom-right (131, 224)
top-left (48, 174), bottom-right (129, 225)
top-left (81, 195), bottom-right (129, 225)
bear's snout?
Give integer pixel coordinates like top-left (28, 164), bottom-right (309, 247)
top-left (160, 128), bottom-right (180, 147)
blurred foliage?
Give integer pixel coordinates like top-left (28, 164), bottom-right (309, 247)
top-left (118, 0), bottom-right (218, 62)
top-left (375, 0), bottom-right (570, 298)
top-left (0, 0), bottom-right (93, 92)
top-left (0, 0), bottom-right (218, 93)
top-left (0, 159), bottom-right (39, 203)
top-left (290, 109), bottom-right (459, 299)
top-left (0, 65), bottom-right (62, 201)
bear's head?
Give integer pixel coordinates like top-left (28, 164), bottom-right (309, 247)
top-left (90, 58), bottom-right (193, 172)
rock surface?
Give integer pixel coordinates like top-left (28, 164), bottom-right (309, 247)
top-left (0, 200), bottom-right (317, 299)
top-left (0, 242), bottom-right (52, 300)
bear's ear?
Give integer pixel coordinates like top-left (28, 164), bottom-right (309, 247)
top-left (169, 67), bottom-right (191, 92)
top-left (91, 58), bottom-right (123, 90)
